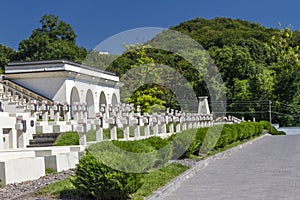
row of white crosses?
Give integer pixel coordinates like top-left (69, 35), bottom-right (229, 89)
top-left (26, 100), bottom-right (88, 123)
top-left (77, 103), bottom-right (214, 145)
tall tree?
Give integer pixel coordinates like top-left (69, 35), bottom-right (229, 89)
top-left (0, 44), bottom-right (15, 73)
top-left (16, 15), bottom-right (87, 63)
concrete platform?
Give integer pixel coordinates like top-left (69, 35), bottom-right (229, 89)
top-left (0, 157), bottom-right (45, 185)
top-left (44, 151), bottom-right (79, 172)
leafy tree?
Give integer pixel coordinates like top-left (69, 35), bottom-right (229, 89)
top-left (16, 15), bottom-right (87, 63)
top-left (0, 44), bottom-right (15, 73)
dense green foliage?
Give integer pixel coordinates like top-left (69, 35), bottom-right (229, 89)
top-left (260, 121), bottom-right (286, 135)
top-left (53, 131), bottom-right (79, 146)
top-left (0, 44), bottom-right (15, 73)
top-left (0, 14), bottom-right (87, 70)
top-left (73, 122), bottom-right (282, 199)
top-left (73, 152), bottom-right (143, 200)
top-left (169, 122), bottom-right (265, 158)
top-left (93, 17), bottom-right (299, 126)
top-left (0, 16), bottom-right (299, 125)
top-left (15, 15), bottom-right (87, 63)
top-left (171, 18), bottom-right (300, 126)
top-left (36, 163), bottom-right (189, 200)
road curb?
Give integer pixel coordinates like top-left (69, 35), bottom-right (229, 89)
top-left (146, 134), bottom-right (271, 200)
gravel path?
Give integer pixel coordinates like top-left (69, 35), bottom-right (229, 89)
top-left (0, 169), bottom-right (75, 200)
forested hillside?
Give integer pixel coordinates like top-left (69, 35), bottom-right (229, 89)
top-left (106, 17), bottom-right (300, 126)
top-left (170, 17), bottom-right (300, 126)
top-left (0, 16), bottom-right (299, 126)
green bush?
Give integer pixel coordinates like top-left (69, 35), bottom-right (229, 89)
top-left (142, 136), bottom-right (173, 167)
top-left (187, 127), bottom-right (208, 156)
top-left (260, 121), bottom-right (286, 135)
top-left (88, 140), bottom-right (157, 173)
top-left (54, 131), bottom-right (79, 146)
top-left (73, 152), bottom-right (143, 200)
top-left (169, 129), bottom-right (196, 159)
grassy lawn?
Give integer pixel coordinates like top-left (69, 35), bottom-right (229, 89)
top-left (34, 163), bottom-right (189, 200)
top-left (34, 176), bottom-right (77, 199)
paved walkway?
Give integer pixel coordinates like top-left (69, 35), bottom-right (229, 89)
top-left (164, 135), bottom-right (300, 200)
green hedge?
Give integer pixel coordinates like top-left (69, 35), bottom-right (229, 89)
top-left (259, 121), bottom-right (286, 135)
top-left (53, 132), bottom-right (79, 146)
top-left (73, 152), bottom-right (143, 200)
top-left (169, 122), bottom-right (264, 158)
top-left (74, 122), bottom-right (270, 199)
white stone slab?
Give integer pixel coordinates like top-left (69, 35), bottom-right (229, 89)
top-left (0, 151), bottom-right (36, 160)
top-left (0, 157), bottom-right (45, 185)
top-left (33, 146), bottom-right (71, 157)
top-left (44, 152), bottom-right (79, 172)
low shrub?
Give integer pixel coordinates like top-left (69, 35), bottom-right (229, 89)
top-left (88, 140), bottom-right (157, 173)
top-left (187, 127), bottom-right (208, 156)
top-left (73, 152), bottom-right (143, 200)
top-left (142, 136), bottom-right (173, 167)
top-left (260, 121), bottom-right (286, 135)
top-left (169, 129), bottom-right (196, 159)
top-left (54, 131), bottom-right (79, 146)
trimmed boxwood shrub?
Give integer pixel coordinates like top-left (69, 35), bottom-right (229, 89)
top-left (88, 140), bottom-right (157, 173)
top-left (141, 136), bottom-right (173, 167)
top-left (260, 121), bottom-right (286, 135)
top-left (53, 131), bottom-right (79, 146)
top-left (73, 152), bottom-right (143, 200)
top-left (73, 122), bottom-right (269, 199)
top-left (169, 129), bottom-right (196, 159)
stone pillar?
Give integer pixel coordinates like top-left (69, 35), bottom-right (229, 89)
top-left (160, 114), bottom-right (167, 134)
top-left (198, 96), bottom-right (210, 115)
top-left (40, 100), bottom-right (48, 122)
top-left (121, 113), bottom-right (130, 140)
top-left (95, 113), bottom-right (103, 141)
top-left (108, 116), bottom-right (117, 140)
top-left (63, 102), bottom-right (70, 122)
top-left (29, 100), bottom-right (38, 119)
top-left (15, 116), bottom-right (25, 148)
top-left (52, 101), bottom-right (60, 122)
top-left (73, 102), bottom-right (79, 121)
top-left (168, 115), bottom-right (174, 134)
top-left (200, 115), bottom-right (204, 128)
top-left (81, 103), bottom-right (88, 121)
top-left (108, 104), bottom-right (113, 118)
top-left (152, 113), bottom-right (159, 136)
top-left (187, 114), bottom-right (193, 129)
top-left (143, 113), bottom-right (151, 137)
top-left (175, 116), bottom-right (181, 133)
top-left (100, 104), bottom-right (106, 128)
top-left (181, 113), bottom-right (187, 131)
top-left (77, 122), bottom-right (87, 146)
top-left (193, 114), bottom-right (198, 129)
top-left (132, 114), bottom-right (141, 139)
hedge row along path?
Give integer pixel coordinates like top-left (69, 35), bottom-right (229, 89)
top-left (164, 134), bottom-right (300, 200)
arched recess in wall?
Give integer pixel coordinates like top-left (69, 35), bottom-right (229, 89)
top-left (86, 89), bottom-right (95, 119)
top-left (111, 93), bottom-right (118, 108)
top-left (99, 91), bottom-right (107, 111)
top-left (70, 87), bottom-right (80, 118)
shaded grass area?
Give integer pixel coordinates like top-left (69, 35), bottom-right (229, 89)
top-left (35, 176), bottom-right (77, 199)
top-left (199, 134), bottom-right (261, 160)
top-left (35, 163), bottom-right (189, 200)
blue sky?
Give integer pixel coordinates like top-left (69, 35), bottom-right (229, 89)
top-left (1, 0), bottom-right (300, 51)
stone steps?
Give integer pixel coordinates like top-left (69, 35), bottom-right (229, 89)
top-left (27, 133), bottom-right (61, 148)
